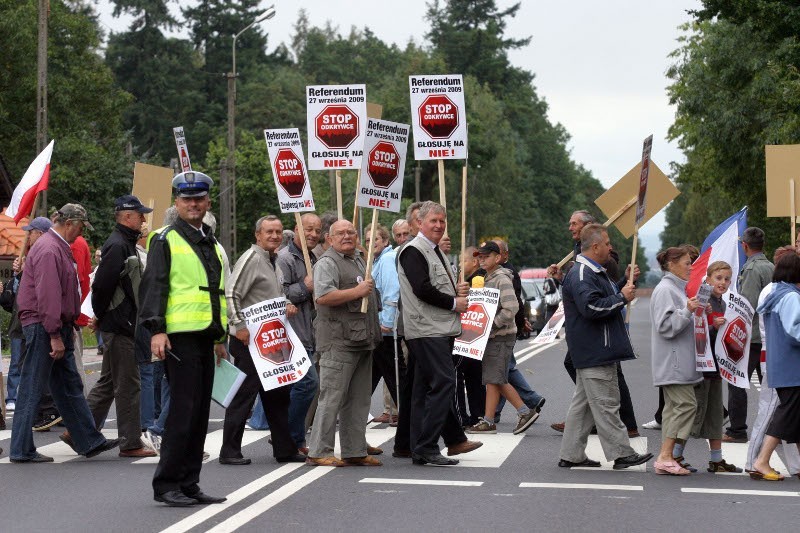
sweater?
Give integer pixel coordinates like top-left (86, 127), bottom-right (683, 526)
top-left (484, 266), bottom-right (518, 338)
top-left (757, 282), bottom-right (800, 389)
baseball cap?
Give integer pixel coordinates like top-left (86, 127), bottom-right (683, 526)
top-left (22, 216), bottom-right (53, 233)
top-left (115, 194), bottom-right (154, 213)
top-left (57, 203), bottom-right (94, 231)
top-left (172, 171), bottom-right (214, 198)
top-left (474, 241), bottom-right (501, 256)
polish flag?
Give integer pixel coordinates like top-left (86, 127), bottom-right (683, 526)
top-left (6, 140), bottom-right (54, 223)
top-left (686, 207), bottom-right (748, 297)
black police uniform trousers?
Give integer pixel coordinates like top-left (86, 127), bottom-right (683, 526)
top-left (153, 332), bottom-right (216, 497)
top-left (220, 336), bottom-right (295, 459)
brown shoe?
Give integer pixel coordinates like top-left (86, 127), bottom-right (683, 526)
top-left (551, 422), bottom-right (565, 433)
top-left (392, 449), bottom-right (412, 458)
top-left (367, 445), bottom-right (383, 455)
top-left (371, 413), bottom-right (392, 424)
top-left (305, 456), bottom-right (347, 467)
top-left (628, 429), bottom-right (641, 438)
top-left (389, 415), bottom-right (399, 427)
top-left (119, 447), bottom-right (157, 458)
top-left (298, 447), bottom-right (309, 456)
top-left (446, 439), bottom-right (483, 457)
top-left (722, 434), bottom-right (748, 444)
top-left (344, 455), bottom-right (383, 466)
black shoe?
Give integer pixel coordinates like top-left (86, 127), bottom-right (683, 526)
top-left (558, 458), bottom-right (601, 468)
top-left (392, 449), bottom-right (412, 458)
top-left (613, 452), bottom-right (654, 470)
top-left (533, 397), bottom-right (546, 413)
top-left (185, 491), bottom-right (227, 504)
top-left (411, 453), bottom-right (459, 466)
top-left (155, 490), bottom-right (197, 507)
top-left (32, 414), bottom-right (62, 432)
top-left (85, 438), bottom-right (122, 458)
top-left (219, 456), bottom-right (251, 465)
top-left (276, 454), bottom-right (307, 463)
top-left (59, 433), bottom-right (77, 453)
top-left (10, 452), bottom-right (54, 463)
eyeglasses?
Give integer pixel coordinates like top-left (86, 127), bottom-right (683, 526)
top-left (332, 230), bottom-right (357, 237)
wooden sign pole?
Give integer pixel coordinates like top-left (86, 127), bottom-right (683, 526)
top-left (360, 209), bottom-right (379, 313)
top-left (293, 212), bottom-right (313, 275)
top-left (791, 179), bottom-right (796, 246)
top-left (438, 159), bottom-right (448, 239)
top-left (352, 169), bottom-right (361, 227)
top-left (335, 170), bottom-right (344, 220)
top-left (460, 164), bottom-right (468, 283)
top-left (625, 227), bottom-right (639, 324)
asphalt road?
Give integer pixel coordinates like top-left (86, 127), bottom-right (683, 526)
top-left (2, 296), bottom-right (799, 532)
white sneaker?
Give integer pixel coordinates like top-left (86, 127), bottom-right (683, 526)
top-left (642, 420), bottom-right (662, 430)
top-left (142, 430), bottom-right (161, 455)
top-left (5, 402), bottom-right (15, 412)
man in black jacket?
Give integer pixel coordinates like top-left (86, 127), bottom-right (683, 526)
top-left (558, 224), bottom-right (651, 470)
top-left (78, 195), bottom-right (156, 458)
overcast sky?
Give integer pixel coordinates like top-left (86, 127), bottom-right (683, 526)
top-left (96, 0), bottom-right (702, 262)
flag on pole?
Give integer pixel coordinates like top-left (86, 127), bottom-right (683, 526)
top-left (686, 207), bottom-right (748, 297)
top-left (6, 140), bottom-right (54, 223)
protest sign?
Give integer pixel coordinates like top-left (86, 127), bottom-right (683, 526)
top-left (306, 84), bottom-right (367, 170)
top-left (132, 162), bottom-right (173, 231)
top-left (714, 291), bottom-right (754, 388)
top-left (532, 302), bottom-right (565, 345)
top-left (409, 74), bottom-right (468, 160)
top-left (694, 283), bottom-right (716, 372)
top-left (173, 126), bottom-right (192, 172)
top-left (264, 128), bottom-right (315, 213)
top-left (357, 118), bottom-right (410, 212)
top-left (454, 288), bottom-right (500, 360)
top-left (635, 135), bottom-right (653, 226)
top-left (242, 297), bottom-right (312, 392)
top-left (765, 144), bottom-right (800, 243)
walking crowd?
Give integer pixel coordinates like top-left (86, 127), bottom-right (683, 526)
top-left (2, 171), bottom-right (800, 507)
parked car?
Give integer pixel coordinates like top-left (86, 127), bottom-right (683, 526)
top-left (520, 278), bottom-right (547, 337)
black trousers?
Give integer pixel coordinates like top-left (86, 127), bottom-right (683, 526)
top-left (406, 336), bottom-right (468, 456)
top-left (370, 336), bottom-right (408, 406)
top-left (564, 351), bottom-right (638, 431)
top-left (455, 355), bottom-right (484, 425)
top-left (220, 336), bottom-right (295, 460)
top-left (726, 342), bottom-right (763, 438)
top-left (153, 332), bottom-right (215, 496)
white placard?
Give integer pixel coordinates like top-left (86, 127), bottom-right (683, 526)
top-left (242, 297), bottom-right (312, 392)
top-left (532, 302), bottom-right (565, 344)
top-left (264, 128), bottom-right (315, 213)
top-left (173, 126), bottom-right (192, 172)
top-left (408, 74), bottom-right (468, 160)
top-left (714, 291), bottom-right (754, 389)
top-left (356, 118), bottom-right (410, 212)
top-left (305, 84), bottom-right (367, 170)
top-left (454, 288), bottom-right (500, 360)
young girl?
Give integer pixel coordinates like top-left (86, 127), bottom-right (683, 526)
top-left (673, 261), bottom-right (743, 473)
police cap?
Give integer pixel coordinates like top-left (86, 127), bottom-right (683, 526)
top-left (172, 171), bottom-right (213, 198)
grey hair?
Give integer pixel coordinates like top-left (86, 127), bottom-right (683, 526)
top-left (493, 239), bottom-right (508, 253)
top-left (392, 219), bottom-right (408, 230)
top-left (416, 201), bottom-right (446, 222)
top-left (572, 210), bottom-right (595, 224)
top-left (163, 206), bottom-right (179, 226)
top-left (203, 211), bottom-right (217, 234)
top-left (318, 211), bottom-right (339, 238)
top-left (580, 223), bottom-right (607, 252)
top-left (406, 202), bottom-right (424, 223)
top-left (254, 215), bottom-right (281, 233)
top-left (281, 229), bottom-right (295, 248)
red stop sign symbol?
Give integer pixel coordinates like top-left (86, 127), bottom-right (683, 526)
top-left (418, 94), bottom-right (459, 139)
top-left (256, 319), bottom-right (294, 365)
top-left (459, 303), bottom-right (488, 344)
top-left (273, 148), bottom-right (306, 198)
top-left (315, 104), bottom-right (360, 149)
top-left (722, 316), bottom-right (748, 364)
top-left (367, 141), bottom-right (400, 188)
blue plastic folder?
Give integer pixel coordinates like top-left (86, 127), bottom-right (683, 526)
top-left (212, 359), bottom-right (247, 408)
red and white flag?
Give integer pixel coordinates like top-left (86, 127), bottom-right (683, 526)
top-left (686, 207), bottom-right (748, 297)
top-left (6, 140), bottom-right (54, 223)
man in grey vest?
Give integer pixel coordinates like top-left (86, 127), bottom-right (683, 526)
top-left (306, 220), bottom-right (383, 467)
top-left (398, 201), bottom-right (483, 466)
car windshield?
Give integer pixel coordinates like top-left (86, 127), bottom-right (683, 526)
top-left (521, 279), bottom-right (543, 300)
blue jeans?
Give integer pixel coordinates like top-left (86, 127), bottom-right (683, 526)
top-left (6, 337), bottom-right (24, 403)
top-left (11, 324), bottom-right (106, 459)
top-left (495, 353), bottom-right (544, 417)
top-left (288, 354), bottom-right (318, 446)
top-left (139, 362), bottom-right (154, 430)
top-left (147, 373), bottom-right (170, 436)
top-left (247, 396), bottom-right (269, 430)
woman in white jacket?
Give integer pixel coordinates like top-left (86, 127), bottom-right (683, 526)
top-left (650, 247), bottom-right (703, 475)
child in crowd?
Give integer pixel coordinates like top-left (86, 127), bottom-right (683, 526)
top-left (673, 261), bottom-right (743, 473)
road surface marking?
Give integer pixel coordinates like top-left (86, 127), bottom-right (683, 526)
top-left (715, 442), bottom-right (786, 476)
top-left (571, 435), bottom-right (649, 472)
top-left (133, 430), bottom-right (273, 465)
top-left (360, 478), bottom-right (483, 487)
top-left (682, 488), bottom-right (800, 497)
top-left (520, 482), bottom-right (643, 491)
top-left (452, 433), bottom-right (524, 468)
top-left (0, 429), bottom-right (117, 464)
top-left (516, 343), bottom-right (560, 365)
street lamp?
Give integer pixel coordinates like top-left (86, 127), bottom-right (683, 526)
top-left (223, 5), bottom-right (277, 257)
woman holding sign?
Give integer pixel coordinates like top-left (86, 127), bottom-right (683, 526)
top-left (465, 242), bottom-right (539, 436)
top-left (650, 247), bottom-right (703, 475)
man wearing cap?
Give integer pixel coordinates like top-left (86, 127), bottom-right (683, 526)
top-left (725, 227), bottom-right (774, 443)
top-left (139, 171), bottom-right (229, 507)
top-left (68, 195), bottom-right (157, 457)
top-left (11, 205), bottom-right (122, 463)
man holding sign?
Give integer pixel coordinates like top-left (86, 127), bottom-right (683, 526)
top-left (219, 215), bottom-right (305, 466)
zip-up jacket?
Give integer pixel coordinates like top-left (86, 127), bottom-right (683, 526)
top-left (92, 223), bottom-right (142, 337)
top-left (562, 254), bottom-right (635, 368)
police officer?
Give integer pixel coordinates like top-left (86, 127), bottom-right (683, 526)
top-left (139, 171), bottom-right (229, 507)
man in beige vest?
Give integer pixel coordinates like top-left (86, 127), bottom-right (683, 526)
top-left (397, 201), bottom-right (482, 466)
top-left (306, 220), bottom-right (382, 467)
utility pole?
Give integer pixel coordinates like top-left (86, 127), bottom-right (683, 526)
top-left (36, 0), bottom-right (49, 215)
